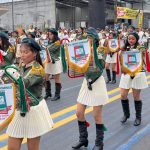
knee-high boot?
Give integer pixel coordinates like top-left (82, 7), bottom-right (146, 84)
top-left (111, 71), bottom-right (116, 84)
top-left (72, 121), bottom-right (88, 149)
top-left (51, 83), bottom-right (62, 101)
top-left (134, 101), bottom-right (142, 126)
top-left (44, 81), bottom-right (52, 99)
top-left (92, 124), bottom-right (104, 150)
top-left (120, 99), bottom-right (130, 123)
top-left (106, 69), bottom-right (111, 84)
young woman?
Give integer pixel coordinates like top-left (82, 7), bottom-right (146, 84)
top-left (72, 27), bottom-right (108, 150)
top-left (105, 32), bottom-right (118, 84)
top-left (119, 32), bottom-right (148, 126)
top-left (6, 38), bottom-right (53, 150)
top-left (0, 32), bottom-right (15, 69)
top-left (76, 27), bottom-right (86, 40)
top-left (44, 28), bottom-right (63, 101)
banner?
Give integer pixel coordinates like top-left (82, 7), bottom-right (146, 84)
top-left (66, 39), bottom-right (91, 73)
top-left (108, 39), bottom-right (120, 52)
top-left (120, 50), bottom-right (142, 76)
top-left (0, 83), bottom-right (16, 131)
top-left (117, 7), bottom-right (139, 19)
top-left (138, 10), bottom-right (144, 28)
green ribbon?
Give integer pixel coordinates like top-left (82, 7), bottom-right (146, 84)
top-left (61, 45), bottom-right (67, 73)
top-left (93, 41), bottom-right (105, 75)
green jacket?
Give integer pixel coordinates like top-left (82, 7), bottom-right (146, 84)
top-left (47, 40), bottom-right (61, 63)
top-left (17, 61), bottom-right (44, 108)
top-left (76, 33), bottom-right (87, 40)
top-left (0, 46), bottom-right (15, 69)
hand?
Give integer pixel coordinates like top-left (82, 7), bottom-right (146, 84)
top-left (0, 50), bottom-right (7, 56)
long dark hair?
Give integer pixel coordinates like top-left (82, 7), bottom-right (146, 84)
top-left (48, 31), bottom-right (59, 43)
top-left (21, 43), bottom-right (43, 67)
top-left (0, 37), bottom-right (11, 51)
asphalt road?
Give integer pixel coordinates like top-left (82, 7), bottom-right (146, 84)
top-left (1, 72), bottom-right (150, 150)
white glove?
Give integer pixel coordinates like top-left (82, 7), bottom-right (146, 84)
top-left (0, 50), bottom-right (7, 56)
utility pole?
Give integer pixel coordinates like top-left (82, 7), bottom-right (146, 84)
top-left (12, 0), bottom-right (14, 31)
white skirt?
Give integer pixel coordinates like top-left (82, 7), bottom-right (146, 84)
top-left (77, 76), bottom-right (109, 106)
top-left (106, 53), bottom-right (117, 63)
top-left (45, 58), bottom-right (63, 75)
top-left (6, 100), bottom-right (53, 138)
top-left (119, 72), bottom-right (148, 89)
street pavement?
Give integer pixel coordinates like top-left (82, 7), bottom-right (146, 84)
top-left (1, 72), bottom-right (150, 150)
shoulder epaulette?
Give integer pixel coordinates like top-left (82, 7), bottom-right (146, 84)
top-left (31, 62), bottom-right (45, 76)
top-left (54, 40), bottom-right (61, 46)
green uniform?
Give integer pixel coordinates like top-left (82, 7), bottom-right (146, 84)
top-left (17, 61), bottom-right (45, 109)
top-left (0, 46), bottom-right (15, 69)
top-left (47, 40), bottom-right (61, 63)
top-left (76, 33), bottom-right (87, 40)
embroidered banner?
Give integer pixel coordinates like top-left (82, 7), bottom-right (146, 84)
top-left (120, 50), bottom-right (142, 76)
top-left (0, 83), bottom-right (16, 131)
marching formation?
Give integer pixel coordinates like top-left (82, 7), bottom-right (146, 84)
top-left (0, 24), bottom-right (150, 150)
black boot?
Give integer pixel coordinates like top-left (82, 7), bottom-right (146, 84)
top-left (106, 69), bottom-right (111, 84)
top-left (121, 99), bottom-right (130, 123)
top-left (72, 121), bottom-right (88, 149)
top-left (44, 81), bottom-right (52, 99)
top-left (134, 101), bottom-right (142, 126)
top-left (111, 71), bottom-right (116, 84)
top-left (92, 124), bottom-right (104, 150)
top-left (51, 83), bottom-right (62, 101)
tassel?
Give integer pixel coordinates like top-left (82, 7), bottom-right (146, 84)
top-left (146, 50), bottom-right (150, 72)
top-left (61, 45), bottom-right (67, 73)
top-left (116, 52), bottom-right (120, 75)
top-left (86, 121), bottom-right (90, 127)
top-left (102, 124), bottom-right (108, 131)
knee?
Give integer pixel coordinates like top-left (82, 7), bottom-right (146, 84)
top-left (121, 94), bottom-right (128, 100)
top-left (8, 145), bottom-right (19, 150)
top-left (93, 114), bottom-right (102, 124)
top-left (133, 95), bottom-right (140, 101)
top-left (76, 111), bottom-right (84, 120)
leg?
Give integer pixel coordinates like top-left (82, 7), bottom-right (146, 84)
top-left (8, 137), bottom-right (23, 150)
top-left (132, 89), bottom-right (142, 126)
top-left (72, 103), bottom-right (88, 149)
top-left (120, 88), bottom-right (130, 123)
top-left (44, 74), bottom-right (52, 99)
top-left (51, 74), bottom-right (62, 101)
top-left (111, 63), bottom-right (116, 84)
top-left (92, 106), bottom-right (104, 150)
top-left (27, 137), bottom-right (40, 150)
top-left (105, 63), bottom-right (111, 84)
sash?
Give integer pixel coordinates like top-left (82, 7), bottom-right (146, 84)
top-left (66, 39), bottom-right (92, 75)
top-left (120, 50), bottom-right (143, 76)
top-left (108, 39), bottom-right (120, 52)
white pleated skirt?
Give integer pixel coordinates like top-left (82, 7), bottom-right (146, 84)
top-left (77, 76), bottom-right (109, 106)
top-left (6, 100), bottom-right (53, 138)
top-left (119, 72), bottom-right (148, 89)
top-left (106, 53), bottom-right (117, 63)
top-left (45, 59), bottom-right (63, 75)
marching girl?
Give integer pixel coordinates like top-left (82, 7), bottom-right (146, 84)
top-left (105, 32), bottom-right (118, 84)
top-left (0, 32), bottom-right (16, 69)
top-left (72, 27), bottom-right (108, 150)
top-left (76, 27), bottom-right (87, 40)
top-left (7, 38), bottom-right (53, 150)
top-left (44, 28), bottom-right (63, 101)
top-left (119, 32), bottom-right (148, 126)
